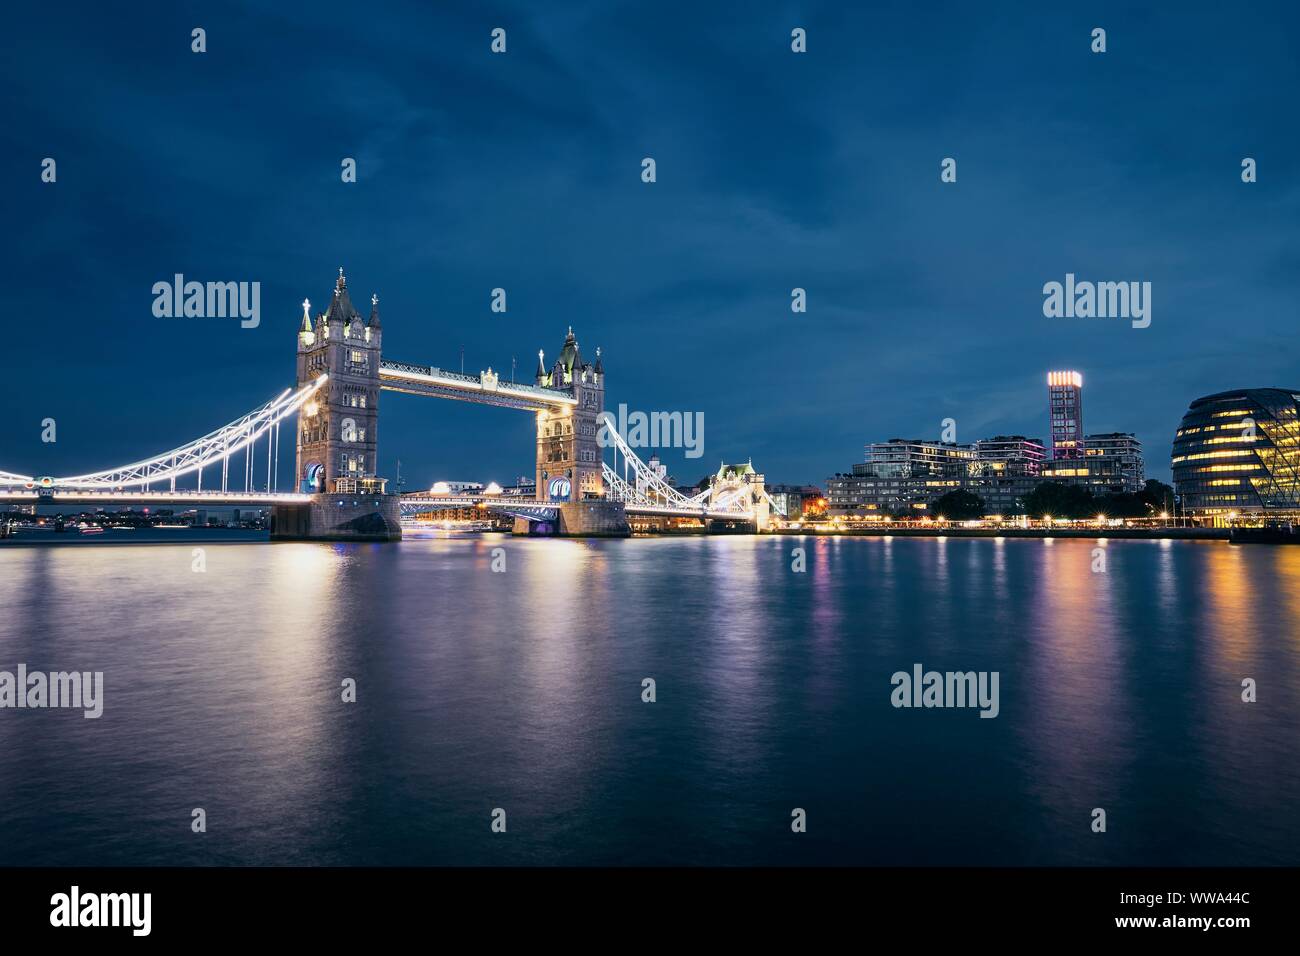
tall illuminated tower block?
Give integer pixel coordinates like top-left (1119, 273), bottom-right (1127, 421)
top-left (1047, 370), bottom-right (1085, 460)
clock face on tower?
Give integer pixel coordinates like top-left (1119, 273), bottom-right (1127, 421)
top-left (305, 462), bottom-right (324, 492)
top-left (548, 477), bottom-right (572, 501)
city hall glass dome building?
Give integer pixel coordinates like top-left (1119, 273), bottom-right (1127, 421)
top-left (1172, 388), bottom-right (1300, 519)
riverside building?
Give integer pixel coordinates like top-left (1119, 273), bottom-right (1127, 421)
top-left (1172, 388), bottom-right (1300, 522)
top-left (1041, 432), bottom-right (1145, 494)
top-left (1048, 370), bottom-right (1085, 460)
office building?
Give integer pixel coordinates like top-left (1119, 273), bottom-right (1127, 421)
top-left (1172, 388), bottom-right (1300, 519)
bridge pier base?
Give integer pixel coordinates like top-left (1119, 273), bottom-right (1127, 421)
top-left (271, 493), bottom-right (403, 542)
top-left (707, 517), bottom-right (758, 534)
top-left (513, 500), bottom-right (630, 537)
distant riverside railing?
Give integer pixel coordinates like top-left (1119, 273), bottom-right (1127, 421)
top-left (0, 488), bottom-right (311, 502)
top-left (381, 360), bottom-right (472, 381)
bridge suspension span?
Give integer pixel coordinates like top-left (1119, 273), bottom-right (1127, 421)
top-left (0, 377), bottom-right (325, 500)
top-left (599, 421), bottom-right (786, 521)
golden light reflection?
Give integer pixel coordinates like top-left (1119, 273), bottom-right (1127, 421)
top-left (1021, 540), bottom-right (1131, 830)
top-left (1277, 549), bottom-right (1300, 638)
top-left (1201, 544), bottom-right (1254, 670)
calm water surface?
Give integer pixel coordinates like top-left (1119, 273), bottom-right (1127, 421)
top-left (1, 533), bottom-right (1298, 865)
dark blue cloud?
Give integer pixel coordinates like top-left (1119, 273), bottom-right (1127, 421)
top-left (2, 0), bottom-right (1296, 488)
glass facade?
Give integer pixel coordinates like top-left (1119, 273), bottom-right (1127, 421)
top-left (1172, 388), bottom-right (1300, 515)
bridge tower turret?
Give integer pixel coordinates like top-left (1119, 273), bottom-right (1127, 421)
top-left (294, 268), bottom-right (384, 494)
top-left (536, 327), bottom-right (604, 501)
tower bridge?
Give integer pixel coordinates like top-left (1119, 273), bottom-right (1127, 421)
top-left (0, 268), bottom-right (783, 539)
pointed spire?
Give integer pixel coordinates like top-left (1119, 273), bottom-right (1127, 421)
top-left (557, 327), bottom-right (580, 372)
top-left (300, 298), bottom-right (312, 333)
top-left (594, 345), bottom-right (603, 375)
top-left (368, 292), bottom-right (381, 329)
top-left (325, 266), bottom-right (358, 324)
top-left (535, 348), bottom-right (546, 377)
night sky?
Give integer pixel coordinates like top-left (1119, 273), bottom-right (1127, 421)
top-left (4, 1), bottom-right (1297, 489)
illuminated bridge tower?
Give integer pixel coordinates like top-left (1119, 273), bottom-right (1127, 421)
top-left (535, 328), bottom-right (604, 502)
top-left (295, 268), bottom-right (384, 493)
top-left (712, 461), bottom-right (771, 531)
top-left (274, 268), bottom-right (400, 541)
top-left (527, 329), bottom-right (628, 535)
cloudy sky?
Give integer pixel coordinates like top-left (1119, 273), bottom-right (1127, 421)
top-left (3, 0), bottom-right (1297, 487)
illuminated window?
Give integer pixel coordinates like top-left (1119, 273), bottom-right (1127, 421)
top-left (1172, 450), bottom-right (1254, 463)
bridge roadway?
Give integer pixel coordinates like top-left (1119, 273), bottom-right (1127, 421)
top-left (378, 361), bottom-right (576, 412)
top-left (0, 490), bottom-right (747, 522)
top-left (400, 495), bottom-right (751, 521)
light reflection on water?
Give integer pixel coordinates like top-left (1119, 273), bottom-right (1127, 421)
top-left (0, 535), bottom-right (1297, 865)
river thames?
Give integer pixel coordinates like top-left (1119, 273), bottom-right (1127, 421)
top-left (1, 533), bottom-right (1297, 866)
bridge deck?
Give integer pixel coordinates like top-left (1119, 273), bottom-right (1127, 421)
top-left (400, 495), bottom-right (753, 521)
top-left (1, 490), bottom-right (756, 522)
top-left (379, 360), bottom-right (575, 411)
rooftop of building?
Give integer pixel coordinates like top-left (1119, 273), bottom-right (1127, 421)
top-left (318, 267), bottom-right (379, 329)
top-left (1187, 387), bottom-right (1300, 408)
top-left (716, 461), bottom-right (757, 479)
